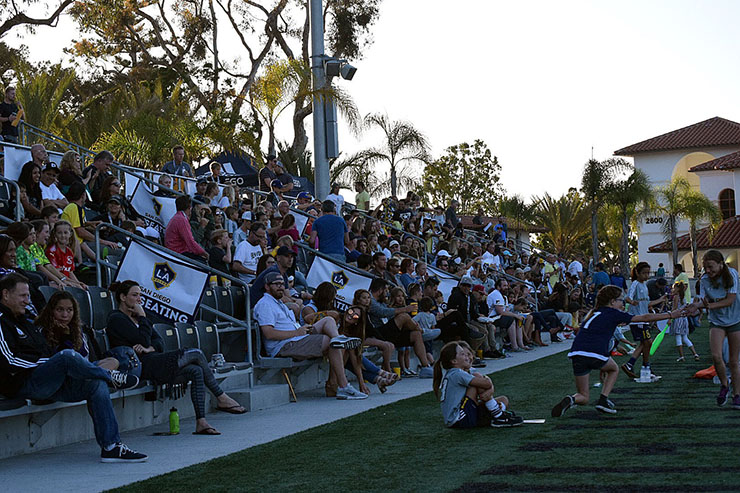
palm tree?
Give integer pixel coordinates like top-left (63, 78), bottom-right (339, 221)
top-left (498, 194), bottom-right (535, 251)
top-left (682, 190), bottom-right (722, 276)
top-left (14, 61), bottom-right (76, 141)
top-left (608, 168), bottom-right (653, 276)
top-left (580, 158), bottom-right (630, 263)
top-left (355, 113), bottom-right (431, 198)
top-left (655, 176), bottom-right (692, 267)
top-left (531, 191), bottom-right (591, 256)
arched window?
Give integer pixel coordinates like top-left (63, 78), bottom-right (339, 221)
top-left (719, 188), bottom-right (736, 220)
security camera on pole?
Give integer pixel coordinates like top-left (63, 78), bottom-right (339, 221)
top-left (309, 0), bottom-right (357, 201)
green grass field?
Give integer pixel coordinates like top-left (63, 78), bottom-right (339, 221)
top-left (113, 324), bottom-right (739, 493)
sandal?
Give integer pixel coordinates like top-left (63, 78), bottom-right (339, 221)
top-left (193, 427), bottom-right (221, 435)
top-left (377, 377), bottom-right (388, 393)
top-left (217, 405), bottom-right (247, 414)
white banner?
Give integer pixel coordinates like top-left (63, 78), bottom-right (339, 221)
top-left (2, 145), bottom-right (62, 181)
top-left (115, 239), bottom-right (209, 323)
top-left (292, 212), bottom-right (310, 239)
top-left (130, 181), bottom-right (178, 237)
top-left (306, 256), bottom-right (372, 311)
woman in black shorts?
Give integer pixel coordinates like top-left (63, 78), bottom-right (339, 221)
top-left (551, 285), bottom-right (681, 417)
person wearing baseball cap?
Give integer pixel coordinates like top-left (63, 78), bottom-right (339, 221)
top-left (446, 276), bottom-right (487, 363)
top-left (39, 161), bottom-right (68, 210)
top-left (249, 245), bottom-right (299, 307)
top-left (253, 270), bottom-right (367, 400)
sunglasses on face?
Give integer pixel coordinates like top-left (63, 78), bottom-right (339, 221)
top-left (347, 309), bottom-right (360, 319)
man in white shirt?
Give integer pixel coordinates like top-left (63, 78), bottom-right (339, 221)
top-left (232, 222), bottom-right (267, 282)
top-left (487, 279), bottom-right (527, 351)
top-left (480, 241), bottom-right (501, 271)
top-left (254, 272), bottom-right (366, 400)
top-left (567, 255), bottom-right (583, 281)
top-left (325, 183), bottom-right (344, 217)
top-left (39, 162), bottom-right (68, 210)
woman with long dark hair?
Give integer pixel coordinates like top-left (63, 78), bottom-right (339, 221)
top-left (688, 250), bottom-right (740, 408)
top-left (106, 280), bottom-right (246, 435)
top-left (18, 161), bottom-right (43, 218)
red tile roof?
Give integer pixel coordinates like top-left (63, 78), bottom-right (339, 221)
top-left (614, 117), bottom-right (740, 156)
top-left (688, 150), bottom-right (740, 172)
top-left (648, 215), bottom-right (740, 252)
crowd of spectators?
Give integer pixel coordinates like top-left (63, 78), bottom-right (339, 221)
top-left (0, 135), bottom-right (658, 460)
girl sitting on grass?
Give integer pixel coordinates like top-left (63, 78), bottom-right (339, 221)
top-left (433, 340), bottom-right (523, 428)
top-left (552, 285), bottom-right (681, 417)
top-left (669, 281), bottom-right (699, 362)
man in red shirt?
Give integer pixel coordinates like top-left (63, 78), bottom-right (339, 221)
top-left (164, 195), bottom-right (208, 261)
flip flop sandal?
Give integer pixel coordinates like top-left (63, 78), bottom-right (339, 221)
top-left (193, 427), bottom-right (221, 435)
top-left (217, 405), bottom-right (247, 414)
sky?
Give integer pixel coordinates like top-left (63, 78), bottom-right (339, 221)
top-left (5, 0), bottom-right (740, 200)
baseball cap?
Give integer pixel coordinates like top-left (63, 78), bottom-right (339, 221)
top-left (42, 162), bottom-right (59, 173)
top-left (264, 271), bottom-right (284, 284)
top-left (276, 246), bottom-right (296, 257)
top-left (197, 177), bottom-right (208, 184)
top-left (459, 276), bottom-right (474, 286)
top-left (270, 179), bottom-right (282, 189)
top-left (436, 250), bottom-right (450, 258)
top-left (297, 191), bottom-right (312, 200)
top-left (266, 154), bottom-right (277, 162)
top-left (473, 284), bottom-right (485, 293)
top-left (389, 240), bottom-right (400, 247)
top-left (107, 195), bottom-right (123, 205)
top-left (275, 160), bottom-right (285, 169)
top-left (241, 211), bottom-right (253, 220)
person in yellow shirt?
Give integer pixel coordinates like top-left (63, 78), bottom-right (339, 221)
top-left (355, 181), bottom-right (370, 212)
top-left (672, 263), bottom-right (692, 304)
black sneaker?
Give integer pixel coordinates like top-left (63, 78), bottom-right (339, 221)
top-left (621, 363), bottom-right (637, 379)
top-left (472, 358), bottom-right (486, 368)
top-left (109, 370), bottom-right (139, 391)
top-left (551, 395), bottom-right (575, 417)
top-left (595, 397), bottom-right (617, 414)
top-left (491, 410), bottom-right (524, 428)
top-left (100, 443), bottom-right (148, 463)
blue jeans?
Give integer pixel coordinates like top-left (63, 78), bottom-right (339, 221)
top-left (17, 349), bottom-right (120, 448)
top-left (343, 356), bottom-right (381, 383)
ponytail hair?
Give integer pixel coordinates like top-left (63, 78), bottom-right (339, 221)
top-left (630, 262), bottom-right (650, 281)
top-left (433, 342), bottom-right (463, 399)
top-left (109, 280), bottom-right (140, 304)
top-left (703, 249), bottom-right (733, 289)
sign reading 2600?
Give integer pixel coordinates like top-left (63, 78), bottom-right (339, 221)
top-left (645, 217), bottom-right (664, 224)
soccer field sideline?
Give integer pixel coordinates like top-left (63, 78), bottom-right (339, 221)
top-left (1, 340), bottom-right (572, 492)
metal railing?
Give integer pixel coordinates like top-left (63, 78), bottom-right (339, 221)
top-left (93, 223), bottom-right (254, 385)
top-left (0, 176), bottom-right (22, 224)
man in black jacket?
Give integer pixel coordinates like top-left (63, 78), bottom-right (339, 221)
top-left (446, 276), bottom-right (487, 360)
top-left (0, 273), bottom-right (146, 462)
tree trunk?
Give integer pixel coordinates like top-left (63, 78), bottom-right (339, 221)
top-left (591, 205), bottom-right (599, 262)
top-left (390, 166), bottom-right (397, 198)
top-left (690, 222), bottom-right (699, 278)
top-left (621, 212), bottom-right (630, 278)
top-left (670, 215), bottom-right (678, 267)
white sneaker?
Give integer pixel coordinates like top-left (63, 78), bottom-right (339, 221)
top-left (336, 384), bottom-right (368, 400)
top-left (330, 335), bottom-right (362, 350)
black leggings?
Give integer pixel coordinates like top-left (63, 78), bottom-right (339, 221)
top-left (177, 349), bottom-right (224, 419)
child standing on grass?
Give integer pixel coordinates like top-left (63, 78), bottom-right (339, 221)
top-left (433, 341), bottom-right (523, 428)
top-left (552, 285), bottom-right (681, 417)
top-left (687, 250), bottom-right (740, 409)
top-left (670, 281), bottom-right (699, 362)
top-left (621, 262), bottom-right (667, 381)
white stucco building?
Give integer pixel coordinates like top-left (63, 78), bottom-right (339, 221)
top-left (614, 117), bottom-right (740, 275)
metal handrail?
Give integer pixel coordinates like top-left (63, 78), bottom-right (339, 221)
top-left (0, 176), bottom-right (22, 224)
top-left (18, 121), bottom-right (206, 206)
top-left (93, 223), bottom-right (254, 383)
top-left (294, 241), bottom-right (379, 279)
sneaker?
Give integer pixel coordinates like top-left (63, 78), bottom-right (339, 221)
top-left (418, 366), bottom-right (434, 378)
top-left (717, 385), bottom-right (730, 406)
top-left (650, 373), bottom-right (662, 383)
top-left (491, 410), bottom-right (524, 428)
top-left (733, 395), bottom-right (740, 410)
top-left (621, 363), bottom-right (637, 379)
top-left (401, 368), bottom-right (415, 378)
top-left (694, 354), bottom-right (701, 361)
top-left (482, 350), bottom-right (498, 359)
top-left (100, 443), bottom-right (148, 463)
top-left (329, 335), bottom-right (362, 350)
top-left (108, 371), bottom-right (139, 390)
top-left (551, 395), bottom-right (575, 417)
top-left (595, 397), bottom-right (617, 414)
top-left (336, 384), bottom-right (368, 400)
top-left (676, 356), bottom-right (685, 362)
top-left (593, 382), bottom-right (602, 388)
top-left (472, 358), bottom-right (486, 368)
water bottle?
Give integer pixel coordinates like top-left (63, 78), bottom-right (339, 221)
top-left (169, 407), bottom-right (180, 435)
top-left (640, 366), bottom-right (650, 383)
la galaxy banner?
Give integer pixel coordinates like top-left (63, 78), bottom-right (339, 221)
top-left (114, 239), bottom-right (209, 323)
top-left (306, 256), bottom-right (372, 311)
top-left (130, 181), bottom-right (178, 236)
top-left (427, 265), bottom-right (459, 300)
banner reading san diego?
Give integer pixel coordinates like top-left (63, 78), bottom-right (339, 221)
top-left (115, 239), bottom-right (209, 323)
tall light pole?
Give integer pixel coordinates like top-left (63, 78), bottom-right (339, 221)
top-left (309, 0), bottom-right (329, 201)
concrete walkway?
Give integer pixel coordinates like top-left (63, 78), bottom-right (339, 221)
top-left (2, 341), bottom-right (572, 492)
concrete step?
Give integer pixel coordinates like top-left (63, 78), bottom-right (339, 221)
top-left (229, 384), bottom-right (291, 411)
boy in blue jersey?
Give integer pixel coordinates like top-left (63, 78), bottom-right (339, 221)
top-left (551, 285), bottom-right (682, 416)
